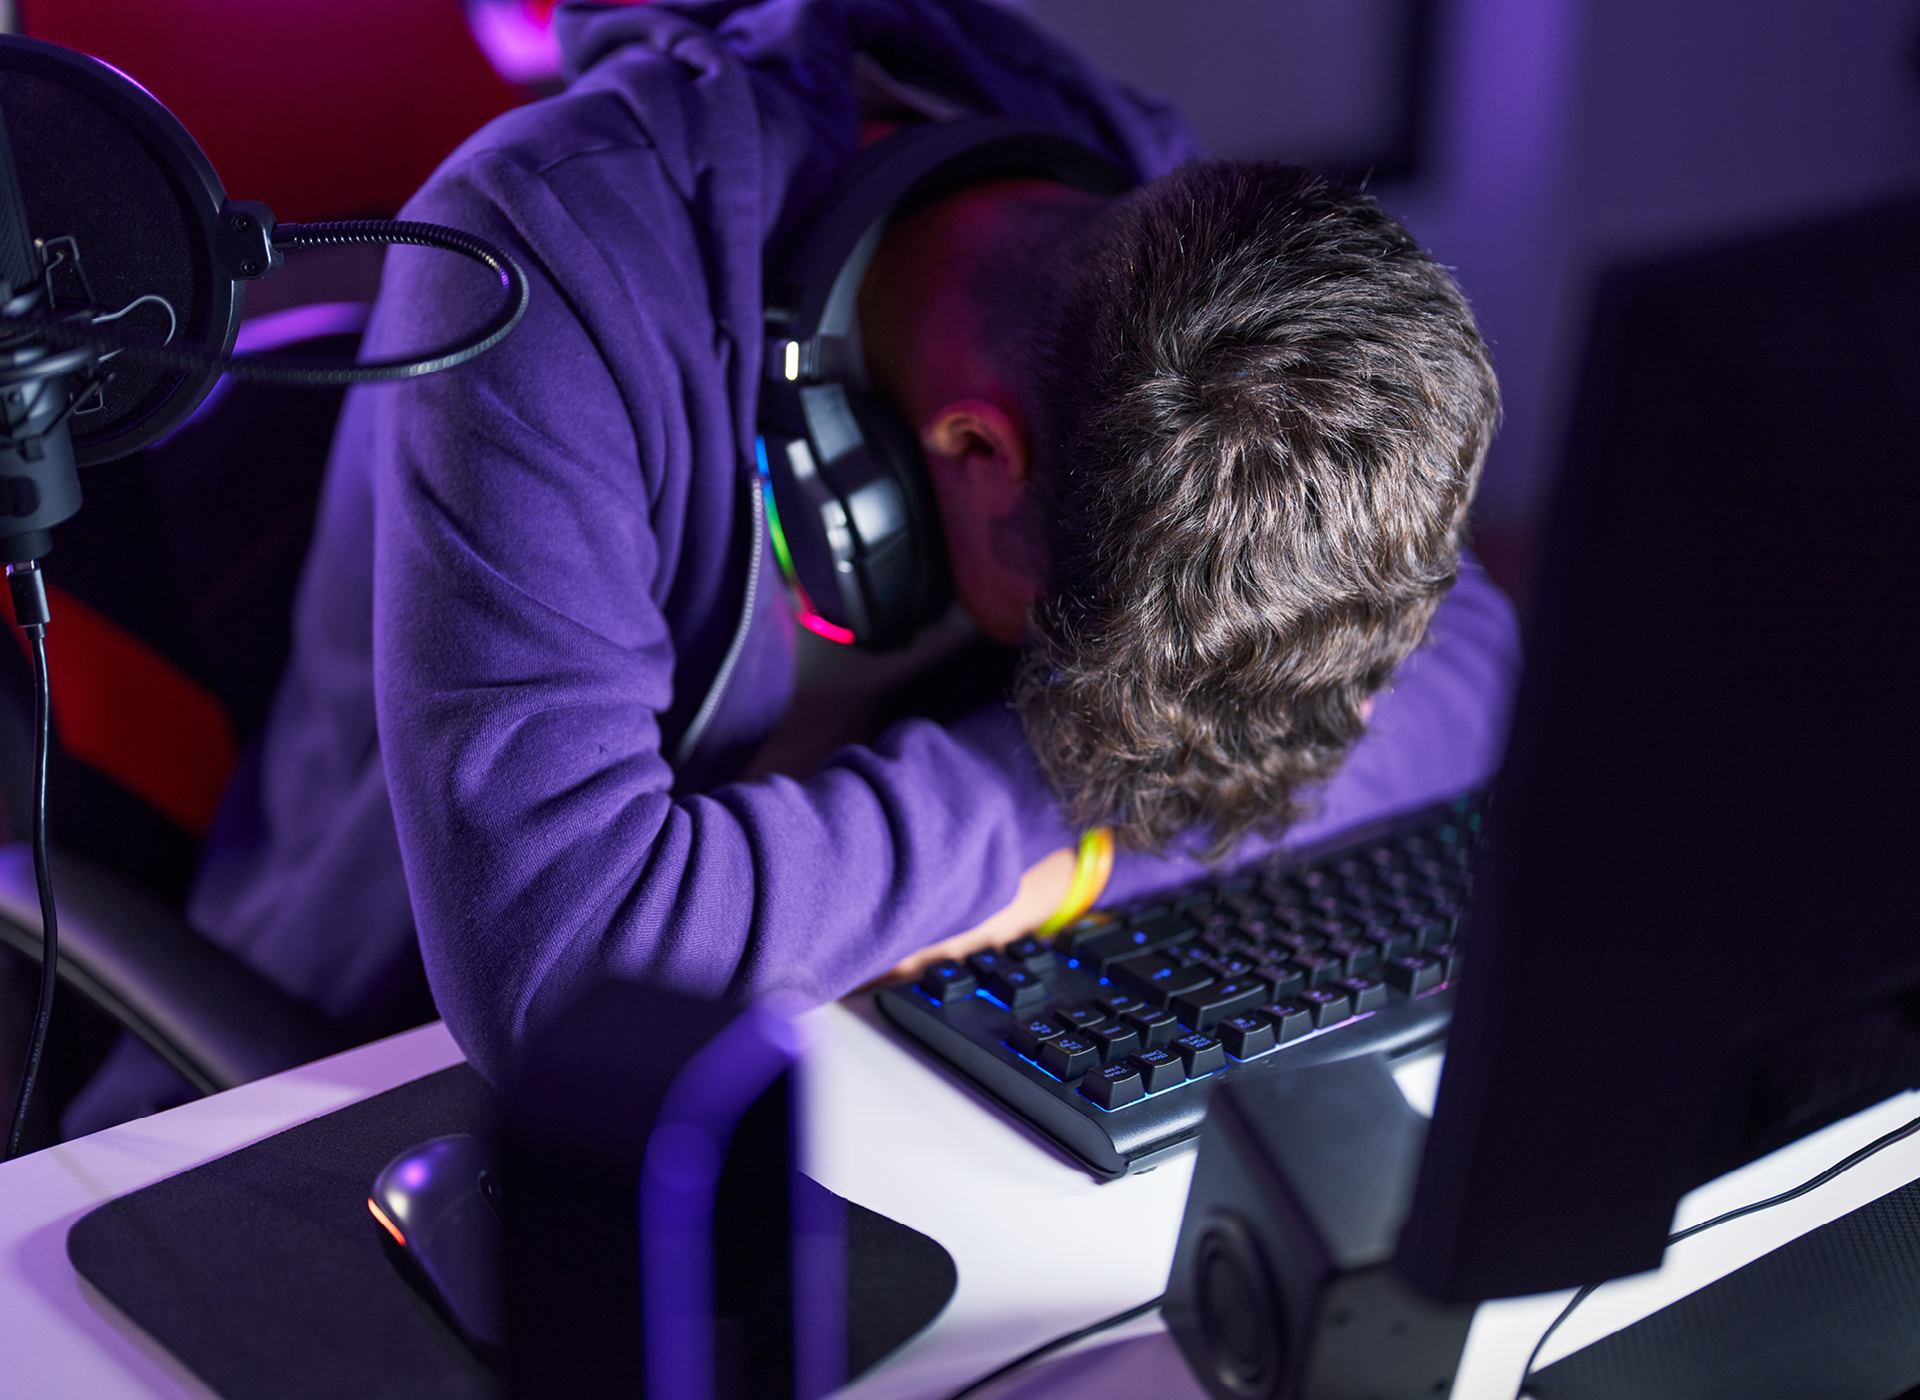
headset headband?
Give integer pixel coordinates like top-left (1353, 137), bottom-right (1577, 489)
top-left (756, 117), bottom-right (1132, 649)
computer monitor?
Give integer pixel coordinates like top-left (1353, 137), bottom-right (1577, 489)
top-left (1396, 191), bottom-right (1920, 1302)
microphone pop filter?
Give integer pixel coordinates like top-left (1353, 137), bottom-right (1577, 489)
top-left (0, 35), bottom-right (240, 465)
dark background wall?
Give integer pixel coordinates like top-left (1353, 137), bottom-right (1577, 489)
top-left (1014, 0), bottom-right (1920, 600)
top-left (20, 0), bottom-right (1920, 601)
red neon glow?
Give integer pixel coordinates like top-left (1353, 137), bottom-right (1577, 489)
top-left (367, 1197), bottom-right (407, 1248)
top-left (798, 611), bottom-right (857, 645)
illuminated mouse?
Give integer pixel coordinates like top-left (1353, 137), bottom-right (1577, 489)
top-left (369, 1133), bottom-right (505, 1355)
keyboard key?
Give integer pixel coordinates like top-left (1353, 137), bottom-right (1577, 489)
top-left (1172, 1032), bottom-right (1228, 1077)
top-left (1092, 988), bottom-right (1146, 1017)
top-left (1002, 935), bottom-right (1058, 974)
top-left (1122, 1007), bottom-right (1182, 1048)
top-left (1323, 938), bottom-right (1380, 977)
top-left (1289, 951), bottom-right (1344, 987)
top-left (1256, 876), bottom-right (1301, 907)
top-left (1266, 903), bottom-right (1308, 931)
top-left (1205, 953), bottom-right (1260, 981)
top-left (1159, 941), bottom-right (1214, 967)
top-left (1364, 926), bottom-right (1414, 961)
top-left (1293, 869), bottom-right (1333, 895)
top-left (1257, 962), bottom-right (1306, 1000)
top-left (1172, 979), bottom-right (1269, 1031)
top-left (1405, 914), bottom-right (1455, 950)
top-left (1054, 1004), bottom-right (1111, 1032)
top-left (1218, 1013), bottom-right (1275, 1058)
top-left (1426, 942), bottom-right (1462, 980)
top-left (983, 966), bottom-right (1050, 1009)
top-left (1383, 953), bottom-right (1444, 997)
top-left (1079, 1062), bottom-right (1145, 1109)
top-left (1130, 1048), bottom-right (1186, 1093)
top-left (1335, 974), bottom-right (1390, 1015)
top-left (917, 960), bottom-right (977, 1005)
top-left (1258, 1000), bottom-right (1314, 1043)
top-left (1181, 900), bottom-right (1234, 930)
top-left (1297, 987), bottom-right (1353, 1028)
top-left (1112, 955), bottom-right (1216, 1008)
top-left (1039, 1034), bottom-right (1100, 1081)
top-left (1067, 909), bottom-right (1189, 970)
top-left (1008, 1016), bottom-right (1066, 1058)
top-left (1197, 930), bottom-right (1247, 958)
top-left (1086, 1022), bottom-right (1142, 1062)
top-left (967, 950), bottom-right (1010, 980)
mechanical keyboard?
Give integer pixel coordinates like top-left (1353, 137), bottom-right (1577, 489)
top-left (875, 796), bottom-right (1479, 1177)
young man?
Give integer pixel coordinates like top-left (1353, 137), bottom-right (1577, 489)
top-left (70, 0), bottom-right (1516, 1128)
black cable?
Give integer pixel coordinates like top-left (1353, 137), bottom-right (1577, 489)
top-left (4, 564), bottom-right (53, 1160)
top-left (941, 1294), bottom-right (1164, 1400)
top-left (0, 219), bottom-right (530, 386)
top-left (1513, 1108), bottom-right (1920, 1399)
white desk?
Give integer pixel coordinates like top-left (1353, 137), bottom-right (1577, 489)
top-left (2, 1001), bottom-right (1917, 1399)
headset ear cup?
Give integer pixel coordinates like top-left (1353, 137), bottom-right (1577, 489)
top-left (846, 389), bottom-right (951, 639)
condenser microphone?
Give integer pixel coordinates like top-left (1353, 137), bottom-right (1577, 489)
top-left (0, 102), bottom-right (81, 564)
top-left (0, 31), bottom-right (530, 1159)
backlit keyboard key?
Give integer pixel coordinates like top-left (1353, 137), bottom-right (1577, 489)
top-left (1289, 951), bottom-right (1343, 988)
top-left (1092, 988), bottom-right (1147, 1017)
top-left (1218, 1014), bottom-right (1275, 1058)
top-left (1063, 909), bottom-right (1187, 970)
top-left (1335, 974), bottom-right (1389, 1015)
top-left (1383, 953), bottom-right (1445, 996)
top-left (1039, 1034), bottom-right (1100, 1081)
top-left (1323, 938), bottom-right (1380, 977)
top-left (1122, 1007), bottom-right (1182, 1048)
top-left (1008, 1016), bottom-right (1066, 1058)
top-left (1173, 1032), bottom-right (1227, 1077)
top-left (1363, 927), bottom-right (1413, 961)
top-left (917, 960), bottom-right (977, 1005)
top-left (1054, 1004), bottom-right (1110, 1032)
top-left (1257, 962), bottom-right (1306, 1000)
top-left (1171, 979), bottom-right (1269, 1031)
top-left (1205, 953), bottom-right (1260, 980)
top-left (1079, 1062), bottom-right (1145, 1109)
top-left (1258, 1000), bottom-right (1314, 1043)
top-left (1112, 955), bottom-right (1215, 1008)
top-left (984, 966), bottom-right (1049, 1009)
top-left (1086, 1022), bottom-right (1142, 1062)
top-left (1002, 935), bottom-right (1058, 974)
top-left (967, 951), bottom-right (1009, 980)
top-left (1297, 987), bottom-right (1353, 1028)
top-left (1129, 1048), bottom-right (1186, 1093)
top-left (1426, 942), bottom-right (1462, 979)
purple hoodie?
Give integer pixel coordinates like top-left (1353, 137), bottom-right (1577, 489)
top-left (169, 0), bottom-right (1520, 1090)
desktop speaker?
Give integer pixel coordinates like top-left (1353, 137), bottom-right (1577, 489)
top-left (1163, 1055), bottom-right (1473, 1400)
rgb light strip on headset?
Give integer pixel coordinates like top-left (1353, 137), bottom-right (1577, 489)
top-left (755, 434), bottom-right (855, 646)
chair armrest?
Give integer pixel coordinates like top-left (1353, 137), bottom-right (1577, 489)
top-left (0, 843), bottom-right (341, 1095)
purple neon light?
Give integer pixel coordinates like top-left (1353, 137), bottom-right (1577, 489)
top-left (639, 993), bottom-right (820, 1400)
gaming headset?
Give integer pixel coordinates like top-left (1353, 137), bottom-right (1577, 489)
top-left (756, 116), bottom-right (1133, 650)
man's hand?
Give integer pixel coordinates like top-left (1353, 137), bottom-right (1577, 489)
top-left (881, 845), bottom-right (1076, 983)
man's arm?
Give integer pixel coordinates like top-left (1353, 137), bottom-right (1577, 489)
top-left (369, 130), bottom-right (1074, 1083)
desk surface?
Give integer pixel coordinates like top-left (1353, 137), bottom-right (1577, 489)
top-left (2, 1000), bottom-right (1916, 1400)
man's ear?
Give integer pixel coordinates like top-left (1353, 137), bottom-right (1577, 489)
top-left (920, 398), bottom-right (1030, 508)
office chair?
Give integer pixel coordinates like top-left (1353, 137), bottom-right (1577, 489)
top-left (0, 304), bottom-right (424, 1142)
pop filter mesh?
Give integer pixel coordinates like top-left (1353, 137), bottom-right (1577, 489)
top-left (0, 45), bottom-right (233, 462)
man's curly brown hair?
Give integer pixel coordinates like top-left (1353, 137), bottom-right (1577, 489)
top-left (998, 161), bottom-right (1498, 856)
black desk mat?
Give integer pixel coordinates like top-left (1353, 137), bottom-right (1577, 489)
top-left (1531, 1176), bottom-right (1920, 1400)
top-left (67, 1063), bottom-right (956, 1399)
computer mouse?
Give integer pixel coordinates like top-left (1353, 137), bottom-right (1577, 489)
top-left (369, 1133), bottom-right (505, 1355)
